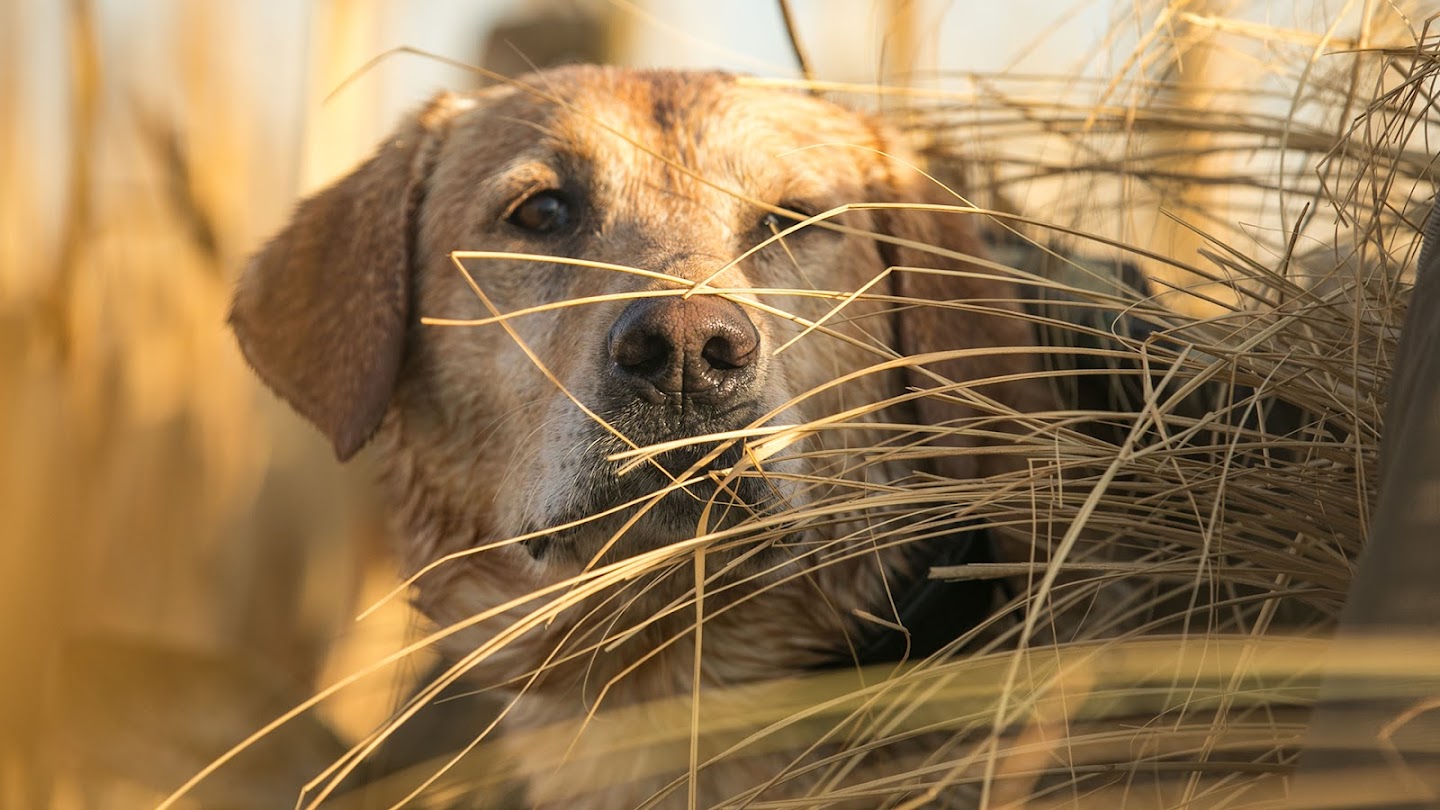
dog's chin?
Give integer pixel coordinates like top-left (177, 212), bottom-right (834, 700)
top-left (521, 454), bottom-right (795, 565)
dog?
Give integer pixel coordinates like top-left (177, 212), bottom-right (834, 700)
top-left (231, 65), bottom-right (1054, 808)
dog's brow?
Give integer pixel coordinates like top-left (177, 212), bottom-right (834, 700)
top-left (650, 88), bottom-right (681, 135)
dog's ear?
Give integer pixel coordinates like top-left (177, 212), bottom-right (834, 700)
top-left (874, 170), bottom-right (1050, 480)
top-left (230, 101), bottom-right (454, 461)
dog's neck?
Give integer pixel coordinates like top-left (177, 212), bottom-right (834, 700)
top-left (378, 431), bottom-right (1000, 808)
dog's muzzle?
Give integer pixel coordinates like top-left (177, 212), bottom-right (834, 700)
top-left (520, 296), bottom-right (780, 560)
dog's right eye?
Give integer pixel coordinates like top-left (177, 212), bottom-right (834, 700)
top-left (506, 191), bottom-right (573, 233)
top-left (759, 201), bottom-right (816, 235)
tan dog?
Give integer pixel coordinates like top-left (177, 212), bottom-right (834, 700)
top-left (232, 66), bottom-right (1048, 808)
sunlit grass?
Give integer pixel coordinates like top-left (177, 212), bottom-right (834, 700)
top-left (5, 1), bottom-right (1436, 808)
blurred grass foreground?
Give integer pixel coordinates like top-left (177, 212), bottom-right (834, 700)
top-left (2, 1), bottom-right (1438, 808)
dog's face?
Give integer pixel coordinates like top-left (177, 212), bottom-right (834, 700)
top-left (232, 66), bottom-right (1040, 678)
top-left (402, 70), bottom-right (910, 562)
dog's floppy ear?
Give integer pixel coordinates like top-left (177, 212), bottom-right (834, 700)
top-left (231, 100), bottom-right (454, 461)
top-left (875, 171), bottom-right (1050, 480)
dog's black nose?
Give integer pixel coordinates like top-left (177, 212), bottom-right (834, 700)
top-left (607, 296), bottom-right (759, 400)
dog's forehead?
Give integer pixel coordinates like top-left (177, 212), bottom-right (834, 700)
top-left (451, 69), bottom-right (885, 188)
top-left (577, 72), bottom-right (879, 176)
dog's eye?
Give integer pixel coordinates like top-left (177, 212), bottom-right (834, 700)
top-left (507, 191), bottom-right (573, 233)
top-left (760, 202), bottom-right (814, 234)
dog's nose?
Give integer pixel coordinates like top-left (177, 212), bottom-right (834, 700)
top-left (607, 296), bottom-right (759, 400)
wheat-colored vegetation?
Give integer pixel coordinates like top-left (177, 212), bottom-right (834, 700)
top-left (2, 2), bottom-right (1436, 808)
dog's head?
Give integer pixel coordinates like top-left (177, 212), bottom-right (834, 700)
top-left (232, 65), bottom-right (1042, 576)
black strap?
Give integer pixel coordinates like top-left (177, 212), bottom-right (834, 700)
top-left (829, 526), bottom-right (997, 668)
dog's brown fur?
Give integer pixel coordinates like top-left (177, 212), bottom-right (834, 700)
top-left (232, 66), bottom-right (1050, 808)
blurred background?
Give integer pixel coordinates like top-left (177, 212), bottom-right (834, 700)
top-left (1, 1), bottom-right (1431, 807)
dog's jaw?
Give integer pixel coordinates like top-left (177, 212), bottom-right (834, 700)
top-left (499, 387), bottom-right (805, 563)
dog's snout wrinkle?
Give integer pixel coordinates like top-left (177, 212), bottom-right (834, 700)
top-left (607, 297), bottom-right (759, 401)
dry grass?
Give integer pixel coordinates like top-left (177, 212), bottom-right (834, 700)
top-left (292, 6), bottom-right (1432, 807)
top-left (4, 2), bottom-right (1436, 809)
